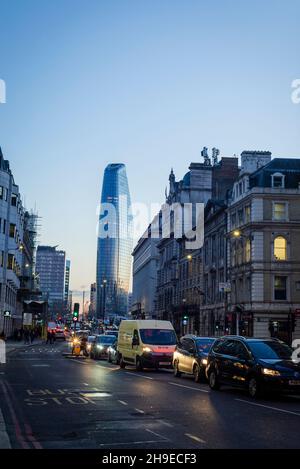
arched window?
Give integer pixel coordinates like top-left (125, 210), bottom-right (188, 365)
top-left (272, 172), bottom-right (285, 188)
top-left (274, 236), bottom-right (287, 261)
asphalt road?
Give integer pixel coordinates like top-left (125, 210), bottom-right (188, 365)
top-left (1, 341), bottom-right (300, 449)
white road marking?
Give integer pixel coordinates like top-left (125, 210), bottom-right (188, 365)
top-left (235, 399), bottom-right (300, 417)
top-left (83, 383), bottom-right (89, 386)
top-left (97, 364), bottom-right (116, 370)
top-left (125, 372), bottom-right (154, 380)
top-left (31, 364), bottom-right (50, 367)
top-left (71, 360), bottom-right (88, 365)
top-left (168, 382), bottom-right (209, 393)
top-left (134, 408), bottom-right (145, 414)
top-left (185, 433), bottom-right (206, 444)
top-left (146, 428), bottom-right (169, 440)
top-left (118, 400), bottom-right (128, 406)
top-left (99, 439), bottom-right (166, 447)
top-left (159, 419), bottom-right (174, 428)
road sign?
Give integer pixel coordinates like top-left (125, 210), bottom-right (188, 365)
top-left (3, 310), bottom-right (11, 317)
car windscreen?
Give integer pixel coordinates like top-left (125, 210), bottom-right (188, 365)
top-left (139, 329), bottom-right (177, 345)
top-left (248, 341), bottom-right (293, 359)
top-left (96, 336), bottom-right (116, 344)
top-left (195, 338), bottom-right (214, 352)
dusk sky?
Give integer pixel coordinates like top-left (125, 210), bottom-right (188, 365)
top-left (0, 0), bottom-right (299, 294)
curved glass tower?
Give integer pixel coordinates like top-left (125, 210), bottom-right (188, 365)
top-left (96, 164), bottom-right (133, 319)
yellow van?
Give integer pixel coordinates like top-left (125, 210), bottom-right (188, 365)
top-left (117, 320), bottom-right (177, 371)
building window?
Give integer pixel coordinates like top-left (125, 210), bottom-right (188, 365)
top-left (238, 209), bottom-right (244, 225)
top-left (7, 254), bottom-right (14, 270)
top-left (212, 235), bottom-right (216, 263)
top-left (274, 276), bottom-right (287, 300)
top-left (219, 232), bottom-right (225, 258)
top-left (231, 213), bottom-right (236, 229)
top-left (231, 242), bottom-right (236, 267)
top-left (272, 173), bottom-right (285, 188)
top-left (9, 223), bottom-right (16, 238)
top-left (237, 240), bottom-right (243, 265)
top-left (245, 205), bottom-right (251, 223)
top-left (245, 238), bottom-right (251, 263)
top-left (11, 194), bottom-right (17, 206)
top-left (273, 202), bottom-right (287, 221)
top-left (274, 236), bottom-right (287, 261)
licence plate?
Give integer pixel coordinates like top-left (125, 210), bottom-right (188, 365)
top-left (159, 362), bottom-right (171, 366)
top-left (289, 380), bottom-right (300, 386)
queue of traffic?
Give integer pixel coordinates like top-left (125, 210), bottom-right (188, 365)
top-left (68, 319), bottom-right (300, 400)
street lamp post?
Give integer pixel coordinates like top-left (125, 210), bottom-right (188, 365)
top-left (101, 279), bottom-right (107, 322)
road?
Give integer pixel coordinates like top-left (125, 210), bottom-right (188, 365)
top-left (1, 341), bottom-right (300, 449)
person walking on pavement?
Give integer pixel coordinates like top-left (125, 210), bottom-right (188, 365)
top-left (46, 330), bottom-right (52, 345)
top-left (24, 328), bottom-right (30, 344)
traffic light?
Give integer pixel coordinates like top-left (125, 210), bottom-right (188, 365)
top-left (183, 315), bottom-right (189, 326)
top-left (73, 303), bottom-right (80, 322)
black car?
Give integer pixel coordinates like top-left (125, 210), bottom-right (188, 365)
top-left (206, 336), bottom-right (300, 398)
top-left (90, 335), bottom-right (116, 360)
top-left (173, 335), bottom-right (215, 382)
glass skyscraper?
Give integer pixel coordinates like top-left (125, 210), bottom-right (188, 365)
top-left (96, 164), bottom-right (133, 319)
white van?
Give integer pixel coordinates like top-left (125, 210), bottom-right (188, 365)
top-left (117, 320), bottom-right (177, 371)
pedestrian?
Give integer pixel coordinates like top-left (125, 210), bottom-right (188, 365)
top-left (24, 328), bottom-right (30, 344)
top-left (50, 330), bottom-right (56, 345)
top-left (46, 330), bottom-right (52, 344)
top-left (30, 329), bottom-right (35, 344)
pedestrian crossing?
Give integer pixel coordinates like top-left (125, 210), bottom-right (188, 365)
top-left (25, 348), bottom-right (61, 353)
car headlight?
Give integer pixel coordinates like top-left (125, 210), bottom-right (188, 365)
top-left (201, 358), bottom-right (208, 366)
top-left (262, 368), bottom-right (280, 377)
top-left (143, 346), bottom-right (152, 353)
top-left (97, 345), bottom-right (104, 350)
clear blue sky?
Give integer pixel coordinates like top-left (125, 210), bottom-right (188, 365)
top-left (0, 0), bottom-right (299, 292)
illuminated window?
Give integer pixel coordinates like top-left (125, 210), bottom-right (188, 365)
top-left (273, 203), bottom-right (287, 221)
top-left (245, 239), bottom-right (251, 262)
top-left (274, 236), bottom-right (287, 260)
top-left (245, 206), bottom-right (251, 223)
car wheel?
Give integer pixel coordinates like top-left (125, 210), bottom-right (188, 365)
top-left (208, 369), bottom-right (220, 390)
top-left (248, 377), bottom-right (261, 399)
top-left (173, 361), bottom-right (182, 378)
top-left (193, 364), bottom-right (201, 383)
top-left (136, 357), bottom-right (143, 371)
top-left (119, 357), bottom-right (126, 369)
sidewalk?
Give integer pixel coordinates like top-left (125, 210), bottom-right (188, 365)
top-left (5, 339), bottom-right (45, 354)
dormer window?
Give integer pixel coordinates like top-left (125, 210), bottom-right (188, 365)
top-left (272, 172), bottom-right (285, 188)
